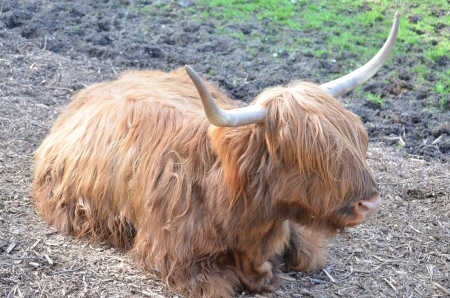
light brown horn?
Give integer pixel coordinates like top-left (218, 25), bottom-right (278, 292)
top-left (185, 65), bottom-right (266, 127)
top-left (320, 11), bottom-right (400, 97)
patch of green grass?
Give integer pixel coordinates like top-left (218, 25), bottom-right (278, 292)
top-left (435, 81), bottom-right (449, 94)
top-left (412, 64), bottom-right (427, 74)
top-left (230, 31), bottom-right (245, 41)
top-left (313, 48), bottom-right (328, 58)
top-left (366, 92), bottom-right (386, 107)
top-left (194, 0), bottom-right (450, 87)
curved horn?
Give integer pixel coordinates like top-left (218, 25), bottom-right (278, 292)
top-left (185, 65), bottom-right (266, 127)
top-left (320, 11), bottom-right (400, 97)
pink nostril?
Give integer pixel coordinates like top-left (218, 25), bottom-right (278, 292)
top-left (355, 194), bottom-right (381, 219)
top-left (357, 201), bottom-right (369, 212)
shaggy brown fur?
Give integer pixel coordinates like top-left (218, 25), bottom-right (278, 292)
top-left (33, 68), bottom-right (379, 297)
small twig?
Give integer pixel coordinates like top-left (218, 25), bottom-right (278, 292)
top-left (44, 86), bottom-right (74, 92)
top-left (383, 278), bottom-right (396, 292)
top-left (43, 254), bottom-right (54, 265)
top-left (430, 175), bottom-right (450, 180)
top-left (310, 278), bottom-right (327, 284)
top-left (322, 269), bottom-right (336, 283)
top-left (29, 239), bottom-right (41, 250)
top-left (409, 225), bottom-right (422, 234)
top-left (433, 282), bottom-right (450, 295)
top-left (6, 285), bottom-right (17, 298)
top-left (69, 261), bottom-right (77, 270)
top-left (379, 180), bottom-right (422, 185)
top-left (384, 136), bottom-right (405, 146)
top-left (343, 252), bottom-right (354, 263)
top-left (353, 269), bottom-right (372, 274)
top-left (372, 255), bottom-right (384, 262)
top-left (414, 287), bottom-right (423, 296)
top-left (6, 239), bottom-right (17, 254)
top-left (0, 1), bottom-right (6, 14)
top-left (109, 60), bottom-right (118, 74)
top-left (43, 35), bottom-right (47, 51)
top-left (431, 135), bottom-right (444, 145)
top-left (48, 268), bottom-right (81, 275)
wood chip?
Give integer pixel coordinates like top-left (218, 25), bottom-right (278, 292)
top-left (433, 282), bottom-right (450, 295)
top-left (6, 239), bottom-right (17, 254)
top-left (372, 255), bottom-right (384, 262)
top-left (322, 269), bottom-right (336, 283)
top-left (384, 278), bottom-right (397, 292)
top-left (44, 254), bottom-right (54, 265)
top-left (409, 225), bottom-right (422, 233)
top-left (29, 239), bottom-right (41, 250)
top-left (413, 287), bottom-right (423, 296)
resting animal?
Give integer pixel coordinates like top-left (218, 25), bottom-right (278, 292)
top-left (33, 12), bottom-right (400, 297)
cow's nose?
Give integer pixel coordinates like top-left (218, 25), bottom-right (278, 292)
top-left (354, 193), bottom-right (381, 220)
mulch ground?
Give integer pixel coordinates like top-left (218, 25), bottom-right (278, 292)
top-left (0, 1), bottom-right (449, 297)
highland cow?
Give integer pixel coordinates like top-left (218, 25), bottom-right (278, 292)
top-left (33, 12), bottom-right (400, 298)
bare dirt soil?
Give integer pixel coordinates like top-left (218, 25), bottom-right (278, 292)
top-left (0, 1), bottom-right (449, 297)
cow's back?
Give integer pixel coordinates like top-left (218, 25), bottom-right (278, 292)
top-left (32, 69), bottom-right (235, 249)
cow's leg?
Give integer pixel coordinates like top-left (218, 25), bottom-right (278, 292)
top-left (171, 259), bottom-right (240, 298)
top-left (175, 252), bottom-right (280, 297)
top-left (231, 220), bottom-right (291, 293)
top-left (135, 249), bottom-right (240, 298)
top-left (283, 222), bottom-right (327, 271)
top-left (232, 252), bottom-right (279, 293)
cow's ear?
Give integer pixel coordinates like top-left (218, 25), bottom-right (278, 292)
top-left (208, 124), bottom-right (269, 196)
top-left (208, 126), bottom-right (251, 193)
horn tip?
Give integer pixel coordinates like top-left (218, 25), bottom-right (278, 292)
top-left (394, 11), bottom-right (401, 18)
top-left (185, 65), bottom-right (196, 77)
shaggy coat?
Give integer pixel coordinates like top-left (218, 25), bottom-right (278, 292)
top-left (33, 69), bottom-right (379, 297)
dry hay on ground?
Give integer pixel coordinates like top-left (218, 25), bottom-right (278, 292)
top-left (1, 144), bottom-right (448, 298)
